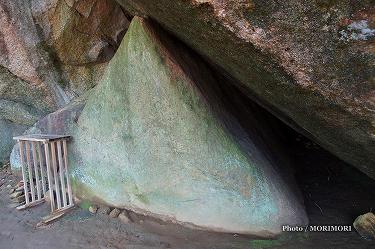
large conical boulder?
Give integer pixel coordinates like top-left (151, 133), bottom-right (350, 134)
top-left (70, 17), bottom-right (307, 236)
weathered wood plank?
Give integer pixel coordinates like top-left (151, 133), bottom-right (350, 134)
top-left (13, 134), bottom-right (71, 143)
top-left (19, 141), bottom-right (29, 204)
top-left (25, 142), bottom-right (35, 202)
top-left (37, 143), bottom-right (47, 195)
top-left (31, 142), bottom-right (42, 200)
top-left (51, 142), bottom-right (62, 209)
top-left (44, 143), bottom-right (56, 212)
top-left (63, 140), bottom-right (73, 206)
top-left (57, 141), bottom-right (67, 207)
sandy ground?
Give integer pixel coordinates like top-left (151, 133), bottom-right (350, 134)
top-left (1, 137), bottom-right (375, 249)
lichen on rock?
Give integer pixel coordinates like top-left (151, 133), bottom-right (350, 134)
top-left (354, 212), bottom-right (375, 241)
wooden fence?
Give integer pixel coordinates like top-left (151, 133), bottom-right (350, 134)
top-left (13, 135), bottom-right (74, 223)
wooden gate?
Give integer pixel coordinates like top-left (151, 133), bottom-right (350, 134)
top-left (13, 135), bottom-right (74, 222)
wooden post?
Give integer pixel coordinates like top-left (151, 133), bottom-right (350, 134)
top-left (44, 142), bottom-right (55, 212)
top-left (63, 140), bottom-right (73, 206)
top-left (32, 142), bottom-right (42, 200)
top-left (57, 141), bottom-right (67, 207)
top-left (25, 142), bottom-right (35, 202)
top-left (19, 141), bottom-right (29, 204)
top-left (37, 143), bottom-right (47, 195)
top-left (51, 142), bottom-right (62, 209)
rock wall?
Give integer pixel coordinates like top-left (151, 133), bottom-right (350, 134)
top-left (0, 0), bottom-right (129, 163)
top-left (10, 93), bottom-right (87, 168)
top-left (0, 64), bottom-right (54, 164)
top-left (32, 0), bottom-right (130, 95)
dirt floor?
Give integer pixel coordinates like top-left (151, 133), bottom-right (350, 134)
top-left (1, 135), bottom-right (375, 249)
top-left (0, 164), bottom-right (256, 249)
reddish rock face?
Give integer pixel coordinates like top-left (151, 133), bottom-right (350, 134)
top-left (116, 0), bottom-right (375, 178)
top-left (0, 0), bottom-right (130, 103)
top-left (0, 0), bottom-right (129, 163)
top-left (0, 4), bottom-right (42, 86)
top-left (36, 0), bottom-right (130, 95)
top-left (40, 0), bottom-right (130, 65)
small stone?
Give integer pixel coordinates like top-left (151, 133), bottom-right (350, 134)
top-left (12, 195), bottom-right (25, 203)
top-left (118, 211), bottom-right (131, 224)
top-left (128, 211), bottom-right (140, 222)
top-left (353, 212), bottom-right (375, 240)
top-left (89, 205), bottom-right (98, 214)
top-left (109, 208), bottom-right (121, 218)
top-left (16, 181), bottom-right (24, 188)
top-left (98, 205), bottom-right (111, 215)
top-left (8, 202), bottom-right (25, 208)
top-left (73, 196), bottom-right (81, 205)
top-left (6, 184), bottom-right (11, 188)
top-left (8, 188), bottom-right (15, 194)
top-left (15, 186), bottom-right (24, 192)
top-left (10, 191), bottom-right (23, 199)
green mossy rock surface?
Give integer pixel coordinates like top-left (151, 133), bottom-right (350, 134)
top-left (69, 17), bottom-right (307, 236)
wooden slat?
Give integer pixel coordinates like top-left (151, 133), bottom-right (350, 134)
top-left (44, 143), bottom-right (55, 212)
top-left (52, 204), bottom-right (75, 215)
top-left (51, 142), bottom-right (62, 209)
top-left (25, 142), bottom-right (35, 202)
top-left (16, 199), bottom-right (45, 210)
top-left (57, 141), bottom-right (67, 207)
top-left (13, 135), bottom-right (71, 143)
top-left (38, 205), bottom-right (75, 226)
top-left (31, 142), bottom-right (42, 200)
top-left (63, 140), bottom-right (73, 206)
top-left (37, 143), bottom-right (47, 195)
top-left (19, 141), bottom-right (29, 204)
